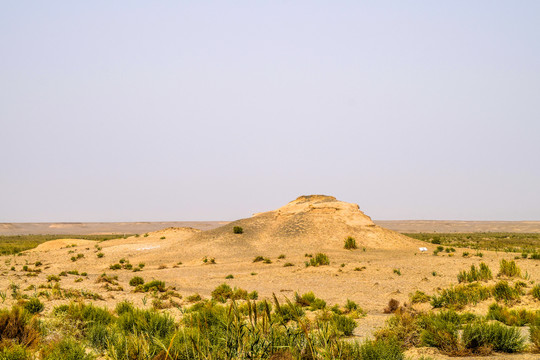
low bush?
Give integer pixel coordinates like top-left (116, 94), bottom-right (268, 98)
top-left (332, 314), bottom-right (357, 336)
top-left (306, 253), bottom-right (330, 267)
top-left (23, 297), bottom-right (44, 314)
top-left (493, 281), bottom-right (520, 302)
top-left (344, 236), bottom-right (357, 250)
top-left (410, 290), bottom-right (431, 304)
top-left (358, 337), bottom-right (404, 360)
top-left (211, 283), bottom-right (233, 303)
top-left (41, 337), bottom-right (94, 360)
top-left (233, 226), bottom-right (243, 234)
top-left (462, 321), bottom-right (525, 353)
top-left (129, 276), bottom-right (144, 287)
top-left (486, 303), bottom-right (539, 326)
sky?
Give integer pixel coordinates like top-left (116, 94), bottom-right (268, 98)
top-left (1, 1), bottom-right (539, 222)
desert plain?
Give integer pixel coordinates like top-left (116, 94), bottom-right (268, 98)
top-left (1, 195), bottom-right (539, 359)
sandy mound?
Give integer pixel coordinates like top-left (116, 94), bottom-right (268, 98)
top-left (31, 239), bottom-right (98, 252)
top-left (154, 195), bottom-right (421, 261)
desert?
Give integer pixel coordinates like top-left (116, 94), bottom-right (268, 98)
top-left (0, 195), bottom-right (539, 359)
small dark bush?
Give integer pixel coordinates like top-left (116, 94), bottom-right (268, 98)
top-left (129, 276), bottom-right (144, 287)
top-left (233, 226), bottom-right (243, 234)
top-left (383, 299), bottom-right (400, 313)
top-left (23, 297), bottom-right (44, 314)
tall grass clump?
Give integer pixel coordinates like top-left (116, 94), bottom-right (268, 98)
top-left (344, 236), bottom-right (357, 250)
top-left (498, 259), bottom-right (521, 278)
top-left (532, 284), bottom-right (540, 300)
top-left (531, 325), bottom-right (540, 352)
top-left (462, 321), bottom-right (525, 353)
top-left (457, 263), bottom-right (492, 283)
top-left (0, 306), bottom-right (40, 347)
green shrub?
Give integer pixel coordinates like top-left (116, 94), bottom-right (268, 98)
top-left (493, 281), bottom-right (520, 302)
top-left (0, 343), bottom-right (31, 360)
top-left (96, 252), bottom-right (104, 258)
top-left (462, 321), bottom-right (525, 353)
top-left (47, 275), bottom-right (60, 282)
top-left (498, 259), bottom-right (521, 278)
top-left (410, 290), bottom-right (431, 304)
top-left (332, 314), bottom-right (357, 336)
top-left (486, 303), bottom-right (538, 326)
top-left (41, 337), bottom-right (94, 360)
top-left (129, 276), bottom-right (144, 287)
top-left (23, 297), bottom-right (44, 314)
top-left (233, 226), bottom-right (243, 234)
top-left (211, 283), bottom-right (233, 303)
top-left (393, 268), bottom-right (401, 276)
top-left (345, 299), bottom-right (358, 312)
top-left (252, 256), bottom-right (264, 262)
top-left (419, 315), bottom-right (459, 353)
top-left (532, 284), bottom-right (540, 300)
top-left (142, 280), bottom-right (166, 292)
top-left (431, 283), bottom-right (491, 309)
top-left (225, 274), bottom-right (234, 279)
top-left (358, 338), bottom-right (404, 360)
top-left (307, 253), bottom-right (330, 267)
top-left (344, 236), bottom-right (357, 250)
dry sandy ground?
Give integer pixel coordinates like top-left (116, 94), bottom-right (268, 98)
top-left (0, 221), bottom-right (226, 235)
top-left (2, 220), bottom-right (540, 236)
top-left (1, 196), bottom-right (539, 359)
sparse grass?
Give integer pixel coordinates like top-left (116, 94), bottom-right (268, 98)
top-left (457, 262), bottom-right (493, 283)
top-left (283, 262), bottom-right (294, 267)
top-left (202, 256), bottom-right (216, 264)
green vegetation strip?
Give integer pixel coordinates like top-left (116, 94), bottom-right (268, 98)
top-left (0, 234), bottom-right (134, 255)
top-left (404, 232), bottom-right (540, 253)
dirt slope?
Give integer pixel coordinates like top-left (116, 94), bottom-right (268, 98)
top-left (148, 195), bottom-right (422, 262)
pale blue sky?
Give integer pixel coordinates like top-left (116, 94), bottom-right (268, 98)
top-left (1, 1), bottom-right (539, 221)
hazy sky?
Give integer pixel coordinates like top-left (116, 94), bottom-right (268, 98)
top-left (1, 1), bottom-right (539, 222)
